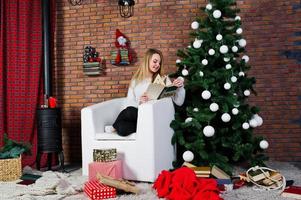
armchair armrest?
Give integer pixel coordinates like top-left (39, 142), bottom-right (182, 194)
top-left (81, 98), bottom-right (125, 134)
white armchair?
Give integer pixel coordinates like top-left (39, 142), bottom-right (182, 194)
top-left (81, 97), bottom-right (175, 182)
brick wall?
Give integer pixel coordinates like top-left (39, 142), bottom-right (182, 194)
top-left (54, 0), bottom-right (301, 164)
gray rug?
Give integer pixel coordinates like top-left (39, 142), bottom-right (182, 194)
top-left (0, 161), bottom-right (300, 200)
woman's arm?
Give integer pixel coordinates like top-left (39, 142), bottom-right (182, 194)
top-left (123, 81), bottom-right (139, 108)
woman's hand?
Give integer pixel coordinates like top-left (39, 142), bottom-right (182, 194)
top-left (172, 77), bottom-right (184, 88)
top-left (139, 92), bottom-right (149, 104)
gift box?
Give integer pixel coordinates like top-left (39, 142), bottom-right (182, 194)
top-left (93, 148), bottom-right (117, 162)
top-left (84, 180), bottom-right (116, 200)
top-left (89, 160), bottom-right (123, 180)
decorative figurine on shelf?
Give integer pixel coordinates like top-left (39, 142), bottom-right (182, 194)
top-left (83, 45), bottom-right (103, 76)
top-left (111, 29), bottom-right (132, 65)
top-left (83, 45), bottom-right (101, 63)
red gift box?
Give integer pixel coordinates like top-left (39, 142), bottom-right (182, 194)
top-left (89, 160), bottom-right (122, 181)
top-left (84, 180), bottom-right (116, 200)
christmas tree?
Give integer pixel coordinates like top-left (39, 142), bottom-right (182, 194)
top-left (171, 0), bottom-right (269, 174)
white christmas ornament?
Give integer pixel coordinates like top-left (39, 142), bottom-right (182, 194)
top-left (221, 113), bottom-right (231, 122)
top-left (178, 76), bottom-right (184, 82)
top-left (236, 28), bottom-right (243, 34)
top-left (244, 90), bottom-right (251, 96)
top-left (208, 49), bottom-right (215, 55)
top-left (233, 93), bottom-right (237, 96)
top-left (188, 45), bottom-right (192, 48)
top-left (191, 21), bottom-right (199, 30)
top-left (193, 108), bottom-right (199, 112)
top-left (193, 39), bottom-right (203, 49)
top-left (242, 55), bottom-right (250, 63)
top-left (224, 57), bottom-right (230, 62)
top-left (224, 82), bottom-right (231, 90)
top-left (259, 140), bottom-right (269, 149)
top-left (202, 90), bottom-right (211, 99)
top-left (225, 64), bottom-right (232, 69)
top-left (206, 3), bottom-right (213, 10)
top-left (235, 16), bottom-right (241, 21)
top-left (239, 39), bottom-right (247, 47)
top-left (203, 125), bottom-right (215, 137)
top-left (242, 122), bottom-right (250, 129)
top-left (239, 71), bottom-right (245, 77)
top-left (232, 46), bottom-right (238, 52)
top-left (254, 114), bottom-right (263, 126)
top-left (213, 10), bottom-right (222, 19)
top-left (249, 119), bottom-right (258, 128)
top-left (232, 108), bottom-right (239, 115)
top-left (199, 71), bottom-right (204, 77)
top-left (234, 103), bottom-right (240, 108)
top-left (183, 151), bottom-right (194, 162)
top-left (185, 117), bottom-right (193, 123)
top-left (176, 59), bottom-right (181, 64)
top-left (182, 69), bottom-right (189, 76)
top-left (210, 103), bottom-right (219, 112)
top-left (202, 59), bottom-right (208, 65)
top-left (216, 34), bottom-right (223, 41)
top-left (220, 45), bottom-right (229, 54)
top-left (231, 76), bottom-right (237, 82)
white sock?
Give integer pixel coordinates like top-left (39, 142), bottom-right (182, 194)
top-left (104, 125), bottom-right (116, 133)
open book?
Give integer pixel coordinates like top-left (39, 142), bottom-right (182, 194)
top-left (146, 75), bottom-right (177, 100)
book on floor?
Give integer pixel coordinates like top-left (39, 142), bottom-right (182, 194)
top-left (146, 74), bottom-right (177, 100)
top-left (281, 185), bottom-right (301, 199)
top-left (211, 165), bottom-right (230, 179)
top-left (248, 169), bottom-right (270, 182)
top-left (191, 166), bottom-right (211, 175)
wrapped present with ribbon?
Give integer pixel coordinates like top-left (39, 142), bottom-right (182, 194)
top-left (89, 160), bottom-right (123, 180)
top-left (84, 180), bottom-right (116, 200)
top-left (93, 148), bottom-right (117, 162)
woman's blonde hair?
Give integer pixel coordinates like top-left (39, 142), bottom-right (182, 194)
top-left (131, 48), bottom-right (164, 86)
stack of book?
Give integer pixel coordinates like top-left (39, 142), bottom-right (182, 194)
top-left (119, 49), bottom-right (130, 65)
top-left (191, 166), bottom-right (211, 178)
top-left (83, 62), bottom-right (103, 76)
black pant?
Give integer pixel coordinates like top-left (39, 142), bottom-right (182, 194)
top-left (113, 106), bottom-right (138, 136)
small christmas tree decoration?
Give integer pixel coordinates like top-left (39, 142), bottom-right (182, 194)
top-left (221, 113), bottom-right (231, 122)
top-left (232, 46), bottom-right (238, 52)
top-left (249, 118), bottom-right (258, 128)
top-left (193, 39), bottom-right (203, 49)
top-left (193, 108), bottom-right (199, 112)
top-left (213, 10), bottom-right (222, 18)
top-left (224, 82), bottom-right (231, 90)
top-left (254, 114), bottom-right (263, 126)
top-left (244, 89), bottom-right (251, 96)
top-left (185, 117), bottom-right (193, 123)
top-left (203, 125), bottom-right (215, 137)
top-left (231, 76), bottom-right (237, 82)
top-left (210, 103), bottom-right (219, 112)
top-left (202, 59), bottom-right (208, 65)
top-left (176, 59), bottom-right (181, 64)
top-left (236, 28), bottom-right (243, 34)
top-left (232, 108), bottom-right (239, 115)
top-left (183, 151), bottom-right (194, 162)
top-left (224, 57), bottom-right (230, 62)
top-left (182, 68), bottom-right (189, 76)
top-left (242, 55), bottom-right (250, 63)
top-left (239, 71), bottom-right (245, 76)
top-left (208, 49), bottom-right (215, 55)
top-left (225, 64), bottom-right (232, 69)
top-left (201, 90), bottom-right (211, 99)
top-left (242, 122), bottom-right (250, 129)
top-left (206, 3), bottom-right (213, 10)
top-left (235, 16), bottom-right (241, 21)
top-left (191, 21), bottom-right (199, 30)
top-left (220, 45), bottom-right (229, 54)
top-left (216, 34), bottom-right (223, 41)
top-left (199, 71), bottom-right (204, 77)
top-left (239, 39), bottom-right (247, 47)
top-left (259, 140), bottom-right (269, 149)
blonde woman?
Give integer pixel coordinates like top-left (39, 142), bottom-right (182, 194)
top-left (107, 48), bottom-right (185, 136)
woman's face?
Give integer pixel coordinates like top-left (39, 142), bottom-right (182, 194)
top-left (148, 53), bottom-right (161, 74)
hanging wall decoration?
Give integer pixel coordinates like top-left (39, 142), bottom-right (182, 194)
top-left (83, 45), bottom-right (104, 76)
top-left (110, 29), bottom-right (132, 66)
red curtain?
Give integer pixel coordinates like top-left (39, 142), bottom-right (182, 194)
top-left (0, 0), bottom-right (43, 167)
